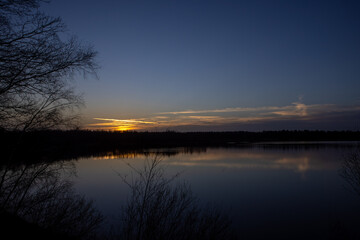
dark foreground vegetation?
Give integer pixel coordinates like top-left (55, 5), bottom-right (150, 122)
top-left (1, 129), bottom-right (360, 164)
top-left (0, 211), bottom-right (78, 240)
top-left (0, 161), bottom-right (104, 239)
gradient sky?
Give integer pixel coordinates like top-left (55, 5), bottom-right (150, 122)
top-left (41, 0), bottom-right (360, 131)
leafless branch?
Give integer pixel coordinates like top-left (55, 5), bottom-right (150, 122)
top-left (0, 161), bottom-right (104, 239)
top-left (340, 148), bottom-right (360, 196)
top-left (114, 155), bottom-right (236, 240)
top-left (0, 0), bottom-right (98, 131)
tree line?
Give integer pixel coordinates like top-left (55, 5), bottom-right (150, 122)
top-left (1, 129), bottom-right (359, 164)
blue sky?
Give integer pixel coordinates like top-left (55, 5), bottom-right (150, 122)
top-left (41, 0), bottom-right (360, 131)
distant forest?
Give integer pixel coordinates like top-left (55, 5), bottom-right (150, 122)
top-left (2, 130), bottom-right (360, 164)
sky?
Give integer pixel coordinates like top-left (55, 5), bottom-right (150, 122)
top-left (41, 0), bottom-right (360, 131)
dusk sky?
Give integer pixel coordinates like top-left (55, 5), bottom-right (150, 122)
top-left (41, 0), bottom-right (360, 131)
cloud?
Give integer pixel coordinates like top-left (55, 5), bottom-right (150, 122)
top-left (89, 117), bottom-right (157, 131)
top-left (159, 106), bottom-right (282, 115)
top-left (93, 118), bottom-right (156, 124)
top-left (158, 102), bottom-right (317, 117)
top-left (272, 102), bottom-right (308, 117)
top-left (86, 102), bottom-right (360, 131)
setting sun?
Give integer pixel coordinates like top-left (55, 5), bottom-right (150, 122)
top-left (115, 125), bottom-right (136, 131)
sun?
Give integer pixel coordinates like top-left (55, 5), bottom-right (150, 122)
top-left (115, 125), bottom-right (136, 132)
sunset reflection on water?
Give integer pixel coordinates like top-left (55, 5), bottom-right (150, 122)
top-left (88, 145), bottom-right (342, 174)
top-left (73, 143), bottom-right (360, 239)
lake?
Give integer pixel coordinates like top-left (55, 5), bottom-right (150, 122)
top-left (70, 142), bottom-right (360, 239)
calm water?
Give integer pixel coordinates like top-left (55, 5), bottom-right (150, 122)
top-left (71, 142), bottom-right (360, 239)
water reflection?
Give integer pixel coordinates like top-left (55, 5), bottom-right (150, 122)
top-left (111, 156), bottom-right (235, 240)
top-left (166, 149), bottom-right (341, 175)
top-left (0, 162), bottom-right (103, 239)
top-left (87, 145), bottom-right (344, 175)
top-left (2, 143), bottom-right (359, 239)
top-left (92, 147), bottom-right (207, 160)
top-left (72, 143), bottom-right (360, 239)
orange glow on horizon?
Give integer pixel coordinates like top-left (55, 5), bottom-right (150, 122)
top-left (86, 102), bottom-right (360, 131)
top-left (87, 117), bottom-right (157, 131)
top-left (115, 125), bottom-right (137, 131)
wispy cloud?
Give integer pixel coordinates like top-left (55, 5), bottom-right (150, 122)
top-left (93, 118), bottom-right (156, 124)
top-left (159, 106), bottom-right (281, 115)
top-left (86, 102), bottom-right (360, 131)
top-left (272, 102), bottom-right (308, 117)
top-left (158, 102), bottom-right (316, 116)
top-left (88, 118), bottom-right (157, 131)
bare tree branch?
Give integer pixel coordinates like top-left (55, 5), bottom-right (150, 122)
top-left (0, 161), bottom-right (104, 239)
top-left (115, 155), bottom-right (236, 240)
top-left (0, 0), bottom-right (98, 131)
top-left (340, 148), bottom-right (360, 196)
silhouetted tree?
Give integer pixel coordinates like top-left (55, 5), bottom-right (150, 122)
top-left (115, 155), bottom-right (235, 240)
top-left (340, 148), bottom-right (360, 196)
top-left (0, 0), bottom-right (97, 131)
top-left (0, 161), bottom-right (103, 239)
